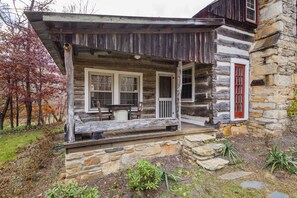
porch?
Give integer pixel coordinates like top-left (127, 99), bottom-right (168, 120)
top-left (25, 12), bottom-right (224, 143)
top-left (65, 121), bottom-right (216, 152)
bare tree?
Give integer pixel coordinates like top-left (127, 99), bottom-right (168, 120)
top-left (63, 0), bottom-right (98, 14)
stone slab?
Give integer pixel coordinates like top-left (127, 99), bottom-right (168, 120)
top-left (192, 145), bottom-right (215, 156)
top-left (184, 134), bottom-right (215, 143)
top-left (240, 181), bottom-right (265, 189)
top-left (219, 171), bottom-right (253, 180)
top-left (268, 192), bottom-right (289, 198)
top-left (196, 158), bottom-right (229, 171)
top-left (208, 143), bottom-right (224, 153)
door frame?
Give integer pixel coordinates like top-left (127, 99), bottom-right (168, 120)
top-left (156, 71), bottom-right (176, 119)
top-left (230, 58), bottom-right (249, 121)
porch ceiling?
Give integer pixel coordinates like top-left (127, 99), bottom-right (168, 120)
top-left (25, 12), bottom-right (225, 73)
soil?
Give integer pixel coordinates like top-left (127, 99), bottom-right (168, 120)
top-left (0, 125), bottom-right (65, 198)
top-left (1, 125), bottom-right (296, 198)
top-left (86, 155), bottom-right (192, 198)
top-left (85, 131), bottom-right (297, 198)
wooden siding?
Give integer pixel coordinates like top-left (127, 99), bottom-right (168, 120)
top-left (181, 64), bottom-right (213, 119)
top-left (53, 32), bottom-right (215, 64)
top-left (193, 0), bottom-right (257, 30)
top-left (73, 54), bottom-right (176, 122)
top-left (212, 25), bottom-right (254, 124)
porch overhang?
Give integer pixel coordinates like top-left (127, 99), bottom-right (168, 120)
top-left (25, 12), bottom-right (225, 73)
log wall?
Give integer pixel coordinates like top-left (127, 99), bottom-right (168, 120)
top-left (181, 64), bottom-right (213, 121)
top-left (72, 53), bottom-right (176, 122)
top-left (212, 25), bottom-right (254, 124)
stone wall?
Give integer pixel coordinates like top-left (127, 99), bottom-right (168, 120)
top-left (249, 0), bottom-right (297, 135)
top-left (65, 139), bottom-right (182, 181)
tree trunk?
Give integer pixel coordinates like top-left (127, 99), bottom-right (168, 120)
top-left (16, 88), bottom-right (19, 127)
top-left (0, 97), bottom-right (11, 130)
top-left (37, 84), bottom-right (45, 125)
top-left (10, 96), bottom-right (14, 128)
top-left (44, 100), bottom-right (58, 122)
top-left (25, 0), bottom-right (35, 128)
top-left (25, 79), bottom-right (32, 128)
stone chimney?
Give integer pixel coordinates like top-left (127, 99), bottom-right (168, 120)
top-left (249, 0), bottom-right (297, 135)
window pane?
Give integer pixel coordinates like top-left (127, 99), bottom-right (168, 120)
top-left (120, 76), bottom-right (138, 92)
top-left (182, 84), bottom-right (192, 99)
top-left (91, 92), bottom-right (112, 108)
top-left (159, 76), bottom-right (172, 98)
top-left (247, 0), bottom-right (255, 8)
top-left (247, 9), bottom-right (255, 21)
top-left (120, 93), bottom-right (138, 106)
top-left (182, 69), bottom-right (192, 84)
top-left (182, 68), bottom-right (193, 99)
top-left (91, 74), bottom-right (112, 91)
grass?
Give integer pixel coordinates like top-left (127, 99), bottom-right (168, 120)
top-left (0, 123), bottom-right (64, 165)
top-left (0, 130), bottom-right (43, 164)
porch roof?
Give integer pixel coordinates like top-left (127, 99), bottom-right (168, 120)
top-left (25, 12), bottom-right (225, 73)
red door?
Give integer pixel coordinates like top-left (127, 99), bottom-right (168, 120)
top-left (234, 64), bottom-right (245, 119)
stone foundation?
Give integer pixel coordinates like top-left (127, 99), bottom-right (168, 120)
top-left (65, 139), bottom-right (182, 181)
top-left (219, 122), bottom-right (248, 136)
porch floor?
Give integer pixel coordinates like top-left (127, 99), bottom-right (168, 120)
top-left (69, 121), bottom-right (216, 149)
top-left (99, 122), bottom-right (211, 138)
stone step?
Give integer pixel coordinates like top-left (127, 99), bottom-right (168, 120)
top-left (182, 147), bottom-right (213, 161)
top-left (183, 134), bottom-right (216, 148)
top-left (196, 158), bottom-right (229, 171)
top-left (192, 143), bottom-right (224, 157)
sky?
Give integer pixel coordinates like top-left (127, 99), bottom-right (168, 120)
top-left (2, 0), bottom-right (213, 18)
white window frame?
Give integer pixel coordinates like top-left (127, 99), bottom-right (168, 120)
top-left (119, 74), bottom-right (140, 106)
top-left (246, 0), bottom-right (257, 24)
top-left (230, 58), bottom-right (249, 121)
top-left (181, 63), bottom-right (195, 102)
top-left (84, 68), bottom-right (143, 113)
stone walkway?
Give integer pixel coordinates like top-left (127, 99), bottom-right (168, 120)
top-left (219, 172), bottom-right (289, 198)
top-left (219, 171), bottom-right (253, 180)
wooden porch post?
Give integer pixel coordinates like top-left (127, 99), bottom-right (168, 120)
top-left (64, 43), bottom-right (75, 143)
top-left (176, 61), bottom-right (183, 131)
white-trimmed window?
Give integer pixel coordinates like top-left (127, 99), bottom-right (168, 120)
top-left (90, 73), bottom-right (113, 108)
top-left (246, 0), bottom-right (257, 23)
top-left (120, 75), bottom-right (139, 106)
top-left (85, 68), bottom-right (143, 112)
top-left (182, 63), bottom-right (195, 102)
top-left (230, 58), bottom-right (249, 121)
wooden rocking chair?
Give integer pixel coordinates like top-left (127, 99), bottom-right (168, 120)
top-left (97, 101), bottom-right (113, 121)
top-left (130, 102), bottom-right (143, 119)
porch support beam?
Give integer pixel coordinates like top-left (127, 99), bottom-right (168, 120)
top-left (176, 61), bottom-right (183, 131)
top-left (75, 118), bottom-right (179, 134)
top-left (64, 43), bottom-right (75, 143)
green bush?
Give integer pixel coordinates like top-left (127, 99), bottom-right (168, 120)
top-left (45, 181), bottom-right (99, 198)
top-left (263, 146), bottom-right (297, 174)
top-left (222, 140), bottom-right (241, 164)
top-left (288, 93), bottom-right (297, 117)
top-left (126, 160), bottom-right (162, 191)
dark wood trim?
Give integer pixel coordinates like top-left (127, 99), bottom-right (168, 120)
top-left (49, 28), bottom-right (215, 35)
top-left (64, 127), bottom-right (215, 150)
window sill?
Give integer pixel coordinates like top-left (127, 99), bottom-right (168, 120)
top-left (181, 99), bottom-right (195, 102)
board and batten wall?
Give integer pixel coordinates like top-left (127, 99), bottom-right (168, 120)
top-left (212, 25), bottom-right (254, 124)
top-left (72, 53), bottom-right (176, 122)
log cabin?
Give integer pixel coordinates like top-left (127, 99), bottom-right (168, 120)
top-left (25, 0), bottom-right (297, 180)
